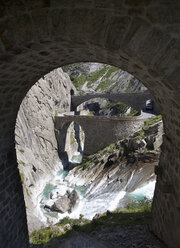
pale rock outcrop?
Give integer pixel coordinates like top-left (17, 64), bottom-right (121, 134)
top-left (65, 121), bottom-right (163, 201)
top-left (44, 189), bottom-right (79, 214)
top-left (15, 68), bottom-right (76, 231)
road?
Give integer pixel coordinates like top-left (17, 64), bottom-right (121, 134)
top-left (141, 110), bottom-right (155, 119)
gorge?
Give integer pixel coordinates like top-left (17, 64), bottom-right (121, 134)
top-left (15, 63), bottom-right (163, 240)
top-left (1, 2), bottom-right (179, 247)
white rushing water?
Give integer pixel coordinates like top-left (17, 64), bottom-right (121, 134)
top-left (128, 180), bottom-right (156, 201)
top-left (35, 166), bottom-right (156, 226)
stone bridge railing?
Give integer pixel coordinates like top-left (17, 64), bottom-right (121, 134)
top-left (55, 115), bottom-right (144, 156)
top-left (71, 92), bottom-right (152, 111)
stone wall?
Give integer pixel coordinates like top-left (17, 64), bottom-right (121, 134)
top-left (71, 92), bottom-right (152, 111)
top-left (55, 116), bottom-right (144, 156)
top-left (0, 0), bottom-right (179, 247)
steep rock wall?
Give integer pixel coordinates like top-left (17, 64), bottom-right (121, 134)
top-left (15, 68), bottom-right (76, 231)
top-left (63, 62), bottom-right (147, 94)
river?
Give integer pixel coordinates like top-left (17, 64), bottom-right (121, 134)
top-left (36, 159), bottom-right (156, 226)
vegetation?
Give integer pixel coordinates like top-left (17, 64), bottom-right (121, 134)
top-left (87, 111), bottom-right (94, 116)
top-left (104, 66), bottom-right (118, 78)
top-left (26, 187), bottom-right (30, 196)
top-left (127, 109), bottom-right (139, 117)
top-left (72, 74), bottom-right (86, 90)
top-left (75, 160), bottom-right (91, 171)
top-left (20, 172), bottom-right (24, 184)
top-left (104, 101), bottom-right (129, 115)
top-left (19, 149), bottom-right (24, 154)
top-left (96, 79), bottom-right (111, 91)
top-left (69, 65), bottom-right (117, 91)
top-left (88, 66), bottom-right (118, 91)
top-left (30, 199), bottom-right (152, 245)
top-left (108, 81), bottom-right (119, 92)
top-left (137, 115), bottom-right (162, 139)
top-left (70, 133), bottom-right (76, 145)
top-left (143, 115), bottom-right (162, 130)
top-left (87, 66), bottom-right (108, 88)
top-left (18, 160), bottom-right (26, 166)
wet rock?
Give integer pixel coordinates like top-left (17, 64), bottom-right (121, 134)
top-left (106, 210), bottom-right (112, 216)
top-left (68, 189), bottom-right (79, 211)
top-left (93, 213), bottom-right (102, 220)
top-left (51, 195), bottom-right (71, 213)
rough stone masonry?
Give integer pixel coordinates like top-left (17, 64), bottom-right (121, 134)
top-left (0, 0), bottom-right (179, 247)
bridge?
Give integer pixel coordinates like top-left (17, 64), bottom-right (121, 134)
top-left (1, 1), bottom-right (179, 247)
top-left (55, 115), bottom-right (144, 156)
top-left (71, 92), bottom-right (152, 111)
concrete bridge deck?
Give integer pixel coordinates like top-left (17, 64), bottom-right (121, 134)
top-left (55, 115), bottom-right (144, 156)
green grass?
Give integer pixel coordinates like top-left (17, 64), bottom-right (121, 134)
top-left (127, 109), bottom-right (140, 117)
top-left (30, 227), bottom-right (65, 245)
top-left (136, 115), bottom-right (162, 139)
top-left (70, 133), bottom-right (76, 145)
top-left (96, 79), bottom-right (111, 91)
top-left (107, 81), bottom-right (119, 92)
top-left (18, 160), bottom-right (26, 166)
top-left (104, 66), bottom-right (118, 78)
top-left (104, 101), bottom-right (130, 115)
top-left (26, 187), bottom-right (30, 196)
top-left (20, 172), bottom-right (24, 184)
top-left (75, 160), bottom-right (91, 171)
top-left (30, 199), bottom-right (152, 245)
top-left (79, 89), bottom-right (85, 95)
top-left (72, 74), bottom-right (86, 90)
top-left (143, 115), bottom-right (162, 130)
top-left (87, 66), bottom-right (108, 88)
top-left (87, 111), bottom-right (94, 116)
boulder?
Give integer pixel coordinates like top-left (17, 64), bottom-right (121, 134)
top-left (51, 196), bottom-right (71, 213)
top-left (128, 138), bottom-right (146, 152)
top-left (50, 190), bottom-right (79, 213)
top-left (68, 189), bottom-right (79, 211)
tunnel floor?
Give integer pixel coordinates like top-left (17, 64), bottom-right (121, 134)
top-left (30, 224), bottom-right (166, 248)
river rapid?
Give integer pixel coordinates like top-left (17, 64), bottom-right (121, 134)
top-left (34, 154), bottom-right (156, 226)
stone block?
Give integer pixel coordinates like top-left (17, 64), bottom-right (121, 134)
top-left (122, 17), bottom-right (150, 55)
top-left (25, 0), bottom-right (51, 10)
top-left (147, 7), bottom-right (180, 24)
top-left (86, 11), bottom-right (108, 46)
top-left (94, 0), bottom-right (114, 9)
top-left (125, 0), bottom-right (153, 7)
top-left (162, 183), bottom-right (174, 194)
top-left (51, 9), bottom-right (69, 37)
top-left (106, 16), bottom-right (131, 50)
top-left (154, 165), bottom-right (163, 177)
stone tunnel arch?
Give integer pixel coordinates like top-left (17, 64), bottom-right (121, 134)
top-left (0, 1), bottom-right (180, 248)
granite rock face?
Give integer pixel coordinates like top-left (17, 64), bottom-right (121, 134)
top-left (15, 68), bottom-right (76, 230)
top-left (63, 62), bottom-right (146, 94)
top-left (65, 121), bottom-right (163, 200)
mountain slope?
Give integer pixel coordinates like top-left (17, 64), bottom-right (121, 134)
top-left (63, 63), bottom-right (146, 94)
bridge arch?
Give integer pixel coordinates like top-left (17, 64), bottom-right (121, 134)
top-left (71, 92), bottom-right (152, 112)
top-left (57, 121), bottom-right (85, 167)
top-left (0, 1), bottom-right (179, 248)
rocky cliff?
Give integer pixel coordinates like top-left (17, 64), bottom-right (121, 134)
top-left (65, 118), bottom-right (163, 212)
top-left (63, 62), bottom-right (146, 94)
top-left (63, 62), bottom-right (146, 115)
top-left (15, 68), bottom-right (76, 231)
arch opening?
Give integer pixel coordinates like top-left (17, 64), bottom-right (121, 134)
top-left (1, 2), bottom-right (179, 247)
top-left (58, 121), bottom-right (85, 169)
top-left (14, 62), bottom-right (164, 245)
